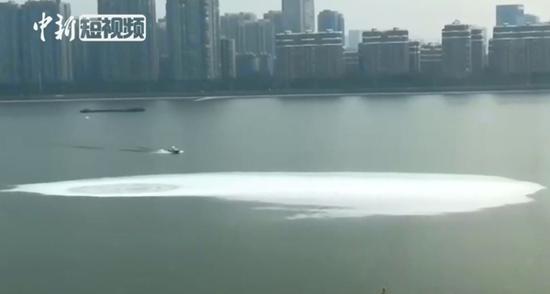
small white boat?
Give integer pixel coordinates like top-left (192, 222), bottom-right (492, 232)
top-left (165, 146), bottom-right (184, 155)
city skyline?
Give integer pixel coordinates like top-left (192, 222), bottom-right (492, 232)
top-left (10, 0), bottom-right (550, 41)
top-left (2, 0), bottom-right (550, 88)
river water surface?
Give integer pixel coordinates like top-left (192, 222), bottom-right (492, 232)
top-left (1, 92), bottom-right (550, 293)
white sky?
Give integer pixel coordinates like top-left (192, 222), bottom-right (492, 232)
top-left (13, 0), bottom-right (550, 41)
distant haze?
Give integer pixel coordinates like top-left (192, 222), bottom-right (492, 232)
top-left (14, 0), bottom-right (550, 41)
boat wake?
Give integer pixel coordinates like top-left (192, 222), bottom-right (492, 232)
top-left (2, 173), bottom-right (544, 219)
top-left (118, 147), bottom-right (183, 155)
top-left (153, 149), bottom-right (173, 155)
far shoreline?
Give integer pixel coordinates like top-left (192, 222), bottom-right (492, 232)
top-left (2, 84), bottom-right (550, 103)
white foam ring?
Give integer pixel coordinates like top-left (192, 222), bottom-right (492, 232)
top-left (4, 173), bottom-right (545, 219)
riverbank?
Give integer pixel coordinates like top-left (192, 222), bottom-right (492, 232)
top-left (2, 83), bottom-right (550, 103)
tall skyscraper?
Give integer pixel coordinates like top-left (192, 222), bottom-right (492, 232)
top-left (275, 31), bottom-right (344, 80)
top-left (441, 22), bottom-right (486, 78)
top-left (264, 10), bottom-right (284, 34)
top-left (20, 0), bottom-right (73, 85)
top-left (242, 19), bottom-right (275, 56)
top-left (220, 38), bottom-right (236, 79)
top-left (359, 28), bottom-right (410, 77)
top-left (282, 0), bottom-right (315, 33)
top-left (156, 18), bottom-right (168, 61)
top-left (156, 18), bottom-right (170, 80)
top-left (166, 0), bottom-right (220, 81)
top-left (221, 13), bottom-right (276, 66)
top-left (221, 12), bottom-right (257, 53)
top-left (0, 2), bottom-right (21, 85)
top-left (496, 5), bottom-right (525, 26)
top-left (317, 10), bottom-right (344, 32)
top-left (98, 0), bottom-right (159, 82)
top-left (72, 33), bottom-right (101, 83)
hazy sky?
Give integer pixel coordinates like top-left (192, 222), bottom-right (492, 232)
top-left (16, 0), bottom-right (550, 41)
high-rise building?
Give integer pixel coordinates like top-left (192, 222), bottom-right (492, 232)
top-left (317, 10), bottom-right (345, 33)
top-left (258, 53), bottom-right (274, 77)
top-left (57, 2), bottom-right (73, 82)
top-left (72, 35), bottom-right (101, 83)
top-left (496, 5), bottom-right (540, 26)
top-left (282, 0), bottom-right (315, 33)
top-left (275, 31), bottom-right (344, 80)
top-left (264, 10), bottom-right (284, 34)
top-left (236, 53), bottom-right (260, 78)
top-left (221, 13), bottom-right (276, 65)
top-left (343, 50), bottom-right (360, 77)
top-left (442, 22), bottom-right (471, 78)
top-left (488, 38), bottom-right (496, 72)
top-left (234, 52), bottom-right (273, 79)
top-left (358, 28), bottom-right (410, 77)
top-left (166, 0), bottom-right (220, 81)
top-left (490, 24), bottom-right (550, 75)
top-left (409, 41), bottom-right (421, 74)
top-left (347, 30), bottom-right (362, 51)
top-left (156, 18), bottom-right (170, 80)
top-left (242, 19), bottom-right (275, 56)
top-left (420, 43), bottom-right (443, 75)
top-left (20, 0), bottom-right (73, 85)
top-left (0, 2), bottom-right (21, 85)
top-left (221, 12), bottom-right (257, 53)
top-left (220, 38), bottom-right (237, 79)
top-left (496, 4), bottom-right (525, 26)
top-left (441, 22), bottom-right (486, 78)
top-left (470, 28), bottom-right (487, 74)
top-left (98, 0), bottom-right (158, 82)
